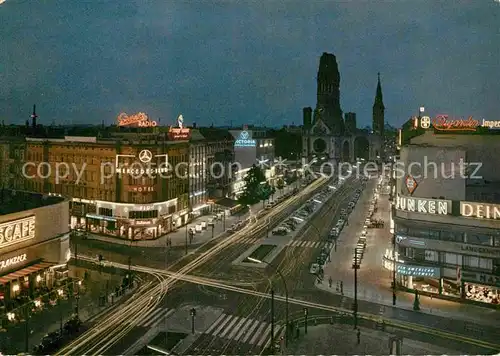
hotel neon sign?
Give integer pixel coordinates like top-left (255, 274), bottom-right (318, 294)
top-left (117, 112), bottom-right (158, 127)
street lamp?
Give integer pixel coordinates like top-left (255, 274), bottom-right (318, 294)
top-left (247, 257), bottom-right (289, 348)
top-left (352, 247), bottom-right (362, 329)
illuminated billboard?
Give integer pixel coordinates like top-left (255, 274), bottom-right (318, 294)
top-left (117, 112), bottom-right (158, 127)
top-left (234, 130), bottom-right (256, 147)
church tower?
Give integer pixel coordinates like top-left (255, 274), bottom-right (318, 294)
top-left (372, 73), bottom-right (385, 137)
top-left (316, 53), bottom-right (344, 135)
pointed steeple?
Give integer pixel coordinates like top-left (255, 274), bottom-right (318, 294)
top-left (372, 73), bottom-right (385, 137)
top-left (374, 72), bottom-right (384, 109)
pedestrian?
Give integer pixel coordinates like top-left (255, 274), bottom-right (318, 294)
top-left (340, 281), bottom-right (344, 295)
top-left (329, 276), bottom-right (333, 288)
top-left (357, 328), bottom-right (361, 344)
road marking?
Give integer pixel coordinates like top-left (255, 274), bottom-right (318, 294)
top-left (205, 313), bottom-right (226, 334)
top-left (227, 317), bottom-right (246, 339)
top-left (219, 316), bottom-right (240, 338)
top-left (212, 315), bottom-right (233, 336)
top-left (239, 319), bottom-right (261, 342)
top-left (138, 308), bottom-right (175, 328)
top-left (249, 322), bottom-right (268, 344)
top-left (233, 317), bottom-right (254, 341)
top-left (256, 324), bottom-right (273, 346)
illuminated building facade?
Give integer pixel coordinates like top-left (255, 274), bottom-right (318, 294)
top-left (0, 190), bottom-right (70, 305)
top-left (390, 129), bottom-right (500, 305)
top-left (228, 127), bottom-right (275, 199)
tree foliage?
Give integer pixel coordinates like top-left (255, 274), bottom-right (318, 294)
top-left (238, 165), bottom-right (274, 206)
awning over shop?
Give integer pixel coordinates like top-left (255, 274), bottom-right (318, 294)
top-left (214, 198), bottom-right (240, 209)
top-left (0, 262), bottom-right (55, 285)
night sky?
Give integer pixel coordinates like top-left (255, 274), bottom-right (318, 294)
top-left (1, 1), bottom-right (498, 128)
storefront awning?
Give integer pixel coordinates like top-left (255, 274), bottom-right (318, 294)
top-left (215, 198), bottom-right (240, 209)
top-left (0, 262), bottom-right (55, 285)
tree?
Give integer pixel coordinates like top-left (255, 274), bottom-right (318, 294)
top-left (238, 165), bottom-right (267, 207)
top-left (413, 289), bottom-right (420, 311)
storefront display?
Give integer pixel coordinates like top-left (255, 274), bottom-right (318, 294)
top-left (465, 283), bottom-right (499, 304)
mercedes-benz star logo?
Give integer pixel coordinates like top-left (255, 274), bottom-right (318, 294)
top-left (240, 131), bottom-right (249, 139)
top-left (420, 116), bottom-right (431, 129)
top-left (138, 150), bottom-right (153, 163)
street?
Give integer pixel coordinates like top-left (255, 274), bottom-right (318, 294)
top-left (54, 175), bottom-right (500, 356)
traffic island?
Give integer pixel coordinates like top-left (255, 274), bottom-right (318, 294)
top-left (233, 244), bottom-right (284, 268)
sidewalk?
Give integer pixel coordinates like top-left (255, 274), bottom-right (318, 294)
top-left (286, 324), bottom-right (455, 355)
top-left (1, 277), bottom-right (136, 355)
top-left (317, 178), bottom-right (500, 326)
top-left (84, 183), bottom-right (297, 248)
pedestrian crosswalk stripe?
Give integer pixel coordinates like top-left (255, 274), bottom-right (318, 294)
top-left (241, 319), bottom-right (262, 343)
top-left (213, 314), bottom-right (233, 336)
top-left (205, 313), bottom-right (226, 334)
top-left (234, 318), bottom-right (256, 342)
top-left (227, 317), bottom-right (246, 339)
top-left (137, 308), bottom-right (176, 328)
top-left (256, 324), bottom-right (272, 346)
top-left (204, 313), bottom-right (280, 347)
top-left (220, 316), bottom-right (240, 338)
top-left (249, 322), bottom-right (268, 345)
top-left (288, 240), bottom-right (329, 248)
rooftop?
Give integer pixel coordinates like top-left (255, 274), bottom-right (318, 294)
top-left (0, 190), bottom-right (65, 216)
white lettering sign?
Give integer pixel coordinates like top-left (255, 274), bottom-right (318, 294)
top-left (395, 196), bottom-right (449, 215)
top-left (0, 216), bottom-right (36, 247)
top-left (461, 202), bottom-right (500, 220)
top-left (0, 254), bottom-right (27, 270)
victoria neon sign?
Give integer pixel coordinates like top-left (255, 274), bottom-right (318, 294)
top-left (234, 130), bottom-right (256, 147)
top-left (117, 112), bottom-right (158, 127)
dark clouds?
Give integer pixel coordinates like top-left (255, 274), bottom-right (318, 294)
top-left (0, 0), bottom-right (498, 127)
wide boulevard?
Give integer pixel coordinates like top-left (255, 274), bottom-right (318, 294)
top-left (58, 175), bottom-right (500, 355)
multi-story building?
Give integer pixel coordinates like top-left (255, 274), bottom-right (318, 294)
top-left (198, 128), bottom-right (234, 200)
top-left (229, 127), bottom-right (275, 199)
top-left (1, 120), bottom-right (191, 240)
top-left (390, 124), bottom-right (500, 306)
top-left (0, 190), bottom-right (70, 306)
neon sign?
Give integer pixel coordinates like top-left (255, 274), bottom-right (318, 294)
top-left (168, 114), bottom-right (191, 140)
top-left (482, 120), bottom-right (500, 129)
top-left (0, 254), bottom-right (27, 270)
top-left (0, 216), bottom-right (36, 248)
top-left (432, 115), bottom-right (479, 131)
top-left (117, 112), bottom-right (158, 127)
top-left (235, 131), bottom-right (256, 147)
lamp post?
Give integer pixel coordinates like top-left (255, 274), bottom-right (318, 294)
top-left (185, 224), bottom-right (188, 255)
top-left (247, 257), bottom-right (289, 348)
top-left (190, 308), bottom-right (196, 334)
top-left (352, 247), bottom-right (361, 329)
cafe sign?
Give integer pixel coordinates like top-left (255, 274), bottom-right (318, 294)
top-left (117, 112), bottom-right (158, 128)
top-left (461, 201), bottom-right (500, 220)
top-left (395, 195), bottom-right (450, 215)
top-left (0, 254), bottom-right (27, 270)
top-left (0, 216), bottom-right (36, 248)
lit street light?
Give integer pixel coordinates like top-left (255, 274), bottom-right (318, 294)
top-left (247, 257), bottom-right (289, 349)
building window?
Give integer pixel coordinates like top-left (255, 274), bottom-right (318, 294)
top-left (425, 250), bottom-right (438, 262)
top-left (444, 252), bottom-right (459, 265)
top-left (396, 225), bottom-right (408, 234)
top-left (99, 208), bottom-right (113, 217)
top-left (440, 231), bottom-right (463, 243)
top-left (467, 233), bottom-right (493, 246)
top-left (129, 210), bottom-right (158, 219)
